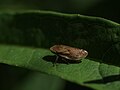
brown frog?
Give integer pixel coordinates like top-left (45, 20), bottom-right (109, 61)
top-left (50, 45), bottom-right (88, 64)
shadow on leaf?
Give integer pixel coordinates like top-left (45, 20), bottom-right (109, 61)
top-left (43, 55), bottom-right (82, 64)
top-left (84, 74), bottom-right (120, 84)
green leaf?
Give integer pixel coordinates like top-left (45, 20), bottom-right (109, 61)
top-left (13, 72), bottom-right (65, 90)
top-left (0, 10), bottom-right (120, 90)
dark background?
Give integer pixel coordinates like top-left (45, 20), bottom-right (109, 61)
top-left (0, 0), bottom-right (120, 23)
top-left (0, 0), bottom-right (119, 90)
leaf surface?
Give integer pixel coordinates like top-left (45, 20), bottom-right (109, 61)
top-left (0, 11), bottom-right (120, 90)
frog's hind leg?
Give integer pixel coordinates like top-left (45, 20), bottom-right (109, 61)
top-left (53, 55), bottom-right (59, 66)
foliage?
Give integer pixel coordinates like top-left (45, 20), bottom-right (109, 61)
top-left (0, 11), bottom-right (120, 90)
